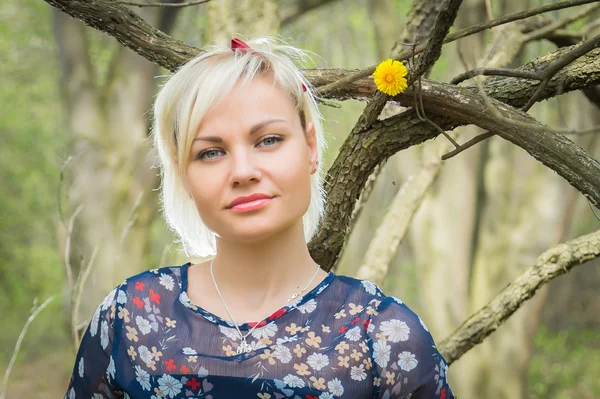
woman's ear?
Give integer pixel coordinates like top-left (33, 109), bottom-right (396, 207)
top-left (306, 122), bottom-right (318, 165)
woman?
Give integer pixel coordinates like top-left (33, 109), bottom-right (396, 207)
top-left (65, 37), bottom-right (454, 399)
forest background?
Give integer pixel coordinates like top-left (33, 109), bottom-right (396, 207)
top-left (0, 0), bottom-right (599, 398)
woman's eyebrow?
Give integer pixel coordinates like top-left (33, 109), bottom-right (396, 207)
top-left (193, 119), bottom-right (287, 143)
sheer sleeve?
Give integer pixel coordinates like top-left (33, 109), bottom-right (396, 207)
top-left (366, 296), bottom-right (454, 399)
top-left (64, 283), bottom-right (126, 399)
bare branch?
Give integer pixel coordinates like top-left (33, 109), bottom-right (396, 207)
top-left (0, 296), bottom-right (56, 399)
top-left (309, 46), bottom-right (600, 269)
top-left (522, 2), bottom-right (600, 43)
top-left (451, 68), bottom-right (542, 85)
top-left (42, 0), bottom-right (199, 72)
top-left (439, 228), bottom-right (600, 365)
top-left (523, 34), bottom-right (600, 111)
top-left (115, 0), bottom-right (211, 7)
top-left (71, 246), bottom-right (99, 348)
top-left (316, 0), bottom-right (598, 97)
top-left (411, 0), bottom-right (463, 80)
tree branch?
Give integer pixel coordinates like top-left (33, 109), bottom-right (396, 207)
top-left (308, 45), bottom-right (600, 269)
top-left (439, 228), bottom-right (600, 365)
top-left (43, 0), bottom-right (199, 72)
top-left (114, 0), bottom-right (211, 7)
top-left (523, 34), bottom-right (600, 111)
top-left (315, 0), bottom-right (597, 97)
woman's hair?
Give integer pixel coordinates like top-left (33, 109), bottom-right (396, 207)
top-left (151, 37), bottom-right (328, 258)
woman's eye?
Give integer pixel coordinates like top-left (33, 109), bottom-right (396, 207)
top-left (258, 135), bottom-right (284, 147)
top-left (196, 136), bottom-right (283, 161)
top-left (197, 149), bottom-right (223, 160)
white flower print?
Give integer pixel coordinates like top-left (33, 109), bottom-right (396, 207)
top-left (136, 315), bottom-right (152, 335)
top-left (182, 347), bottom-right (197, 355)
top-left (419, 316), bottom-right (430, 332)
top-left (101, 288), bottom-right (117, 311)
top-left (391, 296), bottom-right (404, 305)
top-left (106, 356), bottom-right (115, 381)
top-left (345, 326), bottom-right (362, 341)
top-left (350, 364), bottom-right (367, 381)
top-left (251, 322), bottom-right (278, 339)
top-left (179, 291), bottom-right (192, 308)
top-left (159, 273), bottom-right (175, 291)
top-left (307, 353), bottom-right (329, 370)
top-left (283, 374), bottom-right (305, 388)
top-left (397, 351), bottom-right (418, 371)
top-left (367, 320), bottom-right (375, 333)
top-left (78, 357), bottom-right (84, 378)
top-left (273, 345), bottom-right (292, 363)
top-left (315, 284), bottom-right (329, 295)
top-left (100, 320), bottom-right (109, 350)
top-left (380, 319), bottom-right (410, 342)
top-left (135, 365), bottom-right (151, 391)
top-left (361, 280), bottom-right (378, 295)
top-left (117, 290), bottom-right (127, 304)
top-left (219, 325), bottom-right (240, 341)
top-left (198, 366), bottom-right (209, 378)
top-left (276, 335), bottom-right (299, 345)
top-left (157, 374), bottom-right (183, 398)
top-left (138, 345), bottom-right (153, 364)
top-left (296, 299), bottom-right (317, 314)
top-left (327, 378), bottom-right (344, 396)
top-left (68, 388), bottom-right (75, 399)
top-left (249, 340), bottom-right (267, 351)
top-left (319, 393), bottom-right (335, 399)
top-left (372, 340), bottom-right (391, 368)
top-left (90, 306), bottom-right (101, 337)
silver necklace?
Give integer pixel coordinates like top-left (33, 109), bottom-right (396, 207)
top-left (209, 258), bottom-right (322, 354)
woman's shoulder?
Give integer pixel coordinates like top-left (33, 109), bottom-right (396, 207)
top-left (333, 274), bottom-right (425, 322)
top-left (108, 263), bottom-right (187, 301)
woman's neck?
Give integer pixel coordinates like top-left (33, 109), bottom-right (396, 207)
top-left (207, 222), bottom-right (325, 312)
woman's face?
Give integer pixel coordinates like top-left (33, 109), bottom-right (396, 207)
top-left (184, 75), bottom-right (318, 244)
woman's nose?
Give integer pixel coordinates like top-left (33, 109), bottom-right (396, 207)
top-left (229, 149), bottom-right (261, 185)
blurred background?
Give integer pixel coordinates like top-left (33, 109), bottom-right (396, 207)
top-left (0, 0), bottom-right (598, 397)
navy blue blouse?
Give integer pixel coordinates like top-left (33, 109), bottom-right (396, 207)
top-left (65, 263), bottom-right (454, 398)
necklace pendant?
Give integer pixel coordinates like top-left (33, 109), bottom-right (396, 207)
top-left (237, 339), bottom-right (252, 354)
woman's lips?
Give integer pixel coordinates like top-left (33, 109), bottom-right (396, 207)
top-left (228, 197), bottom-right (273, 212)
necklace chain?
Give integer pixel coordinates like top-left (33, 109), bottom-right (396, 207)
top-left (209, 258), bottom-right (322, 354)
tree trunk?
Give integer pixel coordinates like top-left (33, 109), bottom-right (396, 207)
top-left (53, 4), bottom-right (181, 331)
top-left (206, 0), bottom-right (279, 46)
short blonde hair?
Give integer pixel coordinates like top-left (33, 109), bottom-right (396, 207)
top-left (151, 37), bottom-right (328, 258)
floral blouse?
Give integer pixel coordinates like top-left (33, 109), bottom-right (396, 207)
top-left (65, 262), bottom-right (454, 399)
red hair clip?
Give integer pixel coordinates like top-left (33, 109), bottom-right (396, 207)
top-left (231, 38), bottom-right (307, 93)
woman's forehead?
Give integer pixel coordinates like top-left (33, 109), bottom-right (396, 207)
top-left (198, 78), bottom-right (299, 130)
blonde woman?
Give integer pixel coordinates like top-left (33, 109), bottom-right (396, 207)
top-left (65, 37), bottom-right (454, 399)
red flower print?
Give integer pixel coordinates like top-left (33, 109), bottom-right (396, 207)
top-left (180, 365), bottom-right (190, 374)
top-left (248, 320), bottom-right (267, 329)
top-left (338, 325), bottom-right (348, 334)
top-left (441, 387), bottom-right (446, 399)
top-left (363, 319), bottom-right (371, 330)
top-left (186, 377), bottom-right (201, 391)
top-left (305, 395), bottom-right (318, 399)
top-left (135, 281), bottom-right (144, 291)
top-left (133, 297), bottom-right (144, 309)
top-left (268, 307), bottom-right (287, 320)
top-left (164, 358), bottom-right (176, 372)
top-left (149, 289), bottom-right (161, 305)
top-left (351, 316), bottom-right (361, 325)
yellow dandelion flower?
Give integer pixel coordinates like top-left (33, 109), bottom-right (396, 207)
top-left (373, 59), bottom-right (408, 96)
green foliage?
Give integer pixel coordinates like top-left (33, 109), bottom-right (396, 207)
top-left (0, 0), bottom-right (69, 361)
top-left (527, 326), bottom-right (600, 398)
